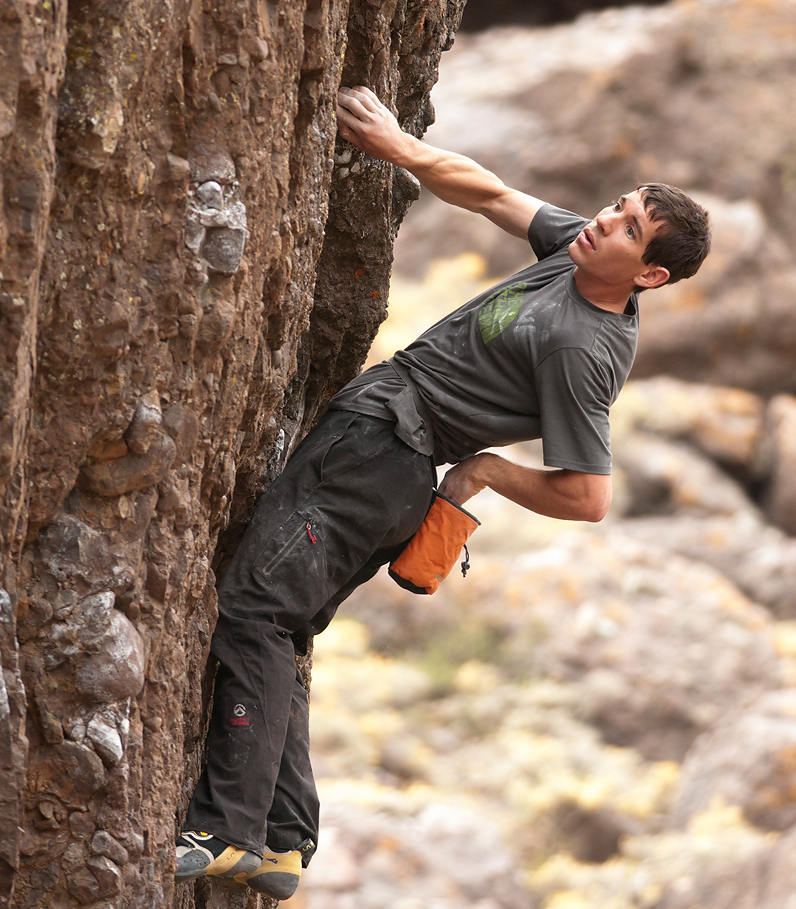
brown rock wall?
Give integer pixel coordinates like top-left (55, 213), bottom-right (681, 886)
top-left (0, 1), bottom-right (465, 907)
top-left (0, 1), bottom-right (69, 902)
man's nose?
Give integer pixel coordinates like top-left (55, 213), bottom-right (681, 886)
top-left (595, 211), bottom-right (614, 233)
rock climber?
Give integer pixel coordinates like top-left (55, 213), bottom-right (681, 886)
top-left (174, 85), bottom-right (711, 899)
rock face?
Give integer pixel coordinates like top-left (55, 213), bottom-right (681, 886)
top-left (0, 1), bottom-right (464, 907)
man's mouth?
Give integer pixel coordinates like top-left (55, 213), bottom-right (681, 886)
top-left (580, 227), bottom-right (596, 250)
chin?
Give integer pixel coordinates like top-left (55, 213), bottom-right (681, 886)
top-left (567, 239), bottom-right (583, 267)
top-left (567, 239), bottom-right (580, 263)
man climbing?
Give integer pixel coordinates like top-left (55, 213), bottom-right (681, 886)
top-left (174, 85), bottom-right (711, 898)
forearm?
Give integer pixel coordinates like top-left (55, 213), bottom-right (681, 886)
top-left (439, 452), bottom-right (611, 522)
top-left (389, 134), bottom-right (510, 216)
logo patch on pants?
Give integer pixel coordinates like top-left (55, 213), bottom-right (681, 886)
top-left (231, 703), bottom-right (250, 726)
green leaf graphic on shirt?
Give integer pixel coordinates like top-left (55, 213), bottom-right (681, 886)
top-left (478, 285), bottom-right (525, 343)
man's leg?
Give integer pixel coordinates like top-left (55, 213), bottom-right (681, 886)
top-left (179, 411), bottom-right (434, 879)
top-left (261, 537), bottom-right (411, 844)
top-left (263, 666), bottom-right (318, 856)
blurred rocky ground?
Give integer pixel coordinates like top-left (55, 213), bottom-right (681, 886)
top-left (285, 1), bottom-right (796, 906)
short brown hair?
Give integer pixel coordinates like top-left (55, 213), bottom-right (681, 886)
top-left (638, 184), bottom-right (711, 288)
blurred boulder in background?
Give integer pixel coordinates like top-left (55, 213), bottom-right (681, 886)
top-left (763, 395), bottom-right (796, 536)
top-left (298, 795), bottom-right (533, 909)
top-left (624, 512), bottom-right (796, 620)
top-left (458, 0), bottom-right (671, 31)
top-left (657, 811), bottom-right (796, 909)
top-left (612, 433), bottom-right (759, 517)
top-left (671, 689), bottom-right (796, 832)
top-left (345, 529), bottom-right (783, 762)
top-left (614, 377), bottom-right (766, 475)
top-left (607, 378), bottom-right (796, 617)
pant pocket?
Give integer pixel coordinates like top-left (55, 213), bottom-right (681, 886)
top-left (255, 509), bottom-right (322, 581)
top-left (247, 508), bottom-right (330, 630)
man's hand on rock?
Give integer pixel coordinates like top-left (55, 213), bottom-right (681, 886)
top-left (336, 86), bottom-right (413, 164)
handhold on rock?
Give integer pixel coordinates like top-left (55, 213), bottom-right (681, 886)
top-left (185, 221), bottom-right (206, 255)
top-left (202, 227), bottom-right (246, 274)
top-left (91, 830), bottom-right (129, 865)
top-left (67, 868), bottom-right (101, 905)
top-left (162, 403), bottom-right (200, 467)
top-left (87, 436), bottom-right (129, 461)
top-left (86, 855), bottom-right (123, 897)
top-left (77, 392), bottom-right (177, 496)
top-left (74, 610), bottom-right (145, 703)
top-left (167, 152), bottom-right (191, 183)
top-left (77, 431), bottom-right (176, 496)
top-left (38, 519), bottom-right (138, 592)
top-left (30, 741), bottom-right (105, 804)
top-left (87, 714), bottom-right (124, 767)
top-left (196, 180), bottom-right (224, 209)
top-left (66, 97), bottom-right (125, 171)
top-left (188, 143), bottom-right (236, 185)
top-left (126, 391), bottom-right (164, 455)
top-left (244, 35), bottom-right (269, 61)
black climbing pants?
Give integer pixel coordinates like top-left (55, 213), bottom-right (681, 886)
top-left (184, 410), bottom-right (435, 859)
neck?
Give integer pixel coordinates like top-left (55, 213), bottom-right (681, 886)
top-left (573, 267), bottom-right (634, 314)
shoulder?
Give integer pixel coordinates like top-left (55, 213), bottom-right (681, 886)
top-left (534, 347), bottom-right (617, 416)
top-left (529, 204), bottom-right (590, 261)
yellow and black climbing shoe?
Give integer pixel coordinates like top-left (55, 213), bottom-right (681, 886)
top-left (174, 830), bottom-right (260, 883)
top-left (235, 846), bottom-right (303, 899)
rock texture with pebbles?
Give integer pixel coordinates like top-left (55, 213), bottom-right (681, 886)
top-left (0, 1), bottom-right (464, 907)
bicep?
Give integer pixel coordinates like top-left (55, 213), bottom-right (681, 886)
top-left (536, 351), bottom-right (614, 474)
top-left (479, 188), bottom-right (545, 239)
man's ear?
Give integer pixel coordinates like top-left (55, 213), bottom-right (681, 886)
top-left (634, 264), bottom-right (670, 290)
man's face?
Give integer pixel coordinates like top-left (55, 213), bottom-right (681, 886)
top-left (569, 189), bottom-right (664, 289)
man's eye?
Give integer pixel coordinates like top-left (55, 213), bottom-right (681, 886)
top-left (626, 225), bottom-right (635, 239)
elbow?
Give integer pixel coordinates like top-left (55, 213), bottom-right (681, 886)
top-left (578, 482), bottom-right (612, 523)
top-left (582, 502), bottom-right (610, 523)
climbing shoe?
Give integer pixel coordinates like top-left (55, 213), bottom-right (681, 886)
top-left (174, 830), bottom-right (261, 883)
top-left (235, 845), bottom-right (305, 899)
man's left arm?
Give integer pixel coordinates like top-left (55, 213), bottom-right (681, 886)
top-left (439, 453), bottom-right (612, 523)
top-left (336, 86), bottom-right (543, 240)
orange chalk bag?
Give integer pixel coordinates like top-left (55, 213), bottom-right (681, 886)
top-left (388, 491), bottom-right (480, 595)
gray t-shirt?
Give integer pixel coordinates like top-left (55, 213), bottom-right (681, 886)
top-left (329, 204), bottom-right (639, 473)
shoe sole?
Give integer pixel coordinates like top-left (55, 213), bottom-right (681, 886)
top-left (244, 870), bottom-right (300, 899)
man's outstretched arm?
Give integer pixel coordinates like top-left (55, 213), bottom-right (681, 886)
top-left (438, 453), bottom-right (612, 523)
top-left (336, 86), bottom-right (544, 240)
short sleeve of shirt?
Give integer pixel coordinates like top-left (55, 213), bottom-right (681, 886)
top-left (535, 347), bottom-right (613, 474)
top-left (528, 204), bottom-right (589, 261)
